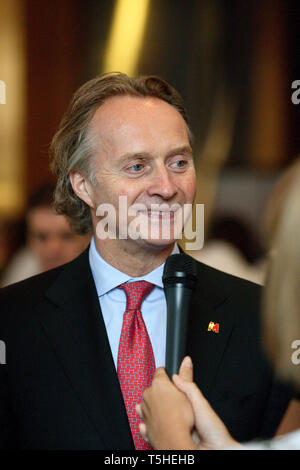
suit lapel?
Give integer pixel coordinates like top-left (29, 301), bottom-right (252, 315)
top-left (37, 249), bottom-right (234, 447)
top-left (38, 249), bottom-right (134, 450)
top-left (186, 259), bottom-right (234, 399)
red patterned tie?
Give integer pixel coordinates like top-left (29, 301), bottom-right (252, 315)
top-left (117, 281), bottom-right (155, 450)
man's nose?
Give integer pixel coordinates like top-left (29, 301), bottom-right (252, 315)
top-left (147, 167), bottom-right (178, 200)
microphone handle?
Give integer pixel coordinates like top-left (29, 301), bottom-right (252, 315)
top-left (165, 285), bottom-right (193, 378)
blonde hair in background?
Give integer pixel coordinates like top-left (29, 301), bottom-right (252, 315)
top-left (262, 173), bottom-right (300, 389)
top-left (263, 156), bottom-right (300, 246)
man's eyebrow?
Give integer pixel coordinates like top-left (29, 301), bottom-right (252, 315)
top-left (118, 152), bottom-right (152, 164)
top-left (119, 146), bottom-right (193, 164)
top-left (165, 146), bottom-right (193, 158)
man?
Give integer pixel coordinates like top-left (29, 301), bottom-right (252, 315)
top-left (0, 73), bottom-right (291, 449)
top-left (1, 184), bottom-right (91, 286)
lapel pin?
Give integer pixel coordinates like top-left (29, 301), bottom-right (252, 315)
top-left (208, 321), bottom-right (219, 333)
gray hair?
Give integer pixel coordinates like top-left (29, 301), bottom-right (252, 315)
top-left (50, 72), bottom-right (192, 234)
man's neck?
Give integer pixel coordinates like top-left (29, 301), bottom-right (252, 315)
top-left (93, 237), bottom-right (175, 277)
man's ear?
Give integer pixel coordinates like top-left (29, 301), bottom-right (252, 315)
top-left (69, 171), bottom-right (95, 209)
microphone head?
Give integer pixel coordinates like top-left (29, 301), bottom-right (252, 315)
top-left (162, 253), bottom-right (197, 289)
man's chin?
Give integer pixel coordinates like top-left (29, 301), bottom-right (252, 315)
top-left (135, 235), bottom-right (178, 251)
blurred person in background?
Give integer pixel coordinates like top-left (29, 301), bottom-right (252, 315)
top-left (138, 169), bottom-right (300, 450)
top-left (263, 156), bottom-right (300, 248)
top-left (189, 157), bottom-right (300, 287)
top-left (1, 184), bottom-right (90, 286)
top-left (261, 155), bottom-right (300, 437)
top-left (189, 214), bottom-right (266, 285)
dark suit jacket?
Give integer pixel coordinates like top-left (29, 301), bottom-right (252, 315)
top-left (0, 248), bottom-right (292, 449)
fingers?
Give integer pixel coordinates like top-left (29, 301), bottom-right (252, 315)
top-left (173, 375), bottom-right (210, 423)
top-left (173, 377), bottom-right (227, 432)
top-left (143, 367), bottom-right (171, 404)
top-left (136, 404), bottom-right (150, 443)
top-left (137, 367), bottom-right (169, 423)
top-left (137, 364), bottom-right (197, 449)
top-left (177, 356), bottom-right (193, 382)
top-left (139, 422), bottom-right (149, 443)
top-left (174, 375), bottom-right (205, 405)
top-left (153, 366), bottom-right (169, 379)
top-left (136, 403), bottom-right (143, 419)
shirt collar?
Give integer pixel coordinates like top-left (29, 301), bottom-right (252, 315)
top-left (89, 237), bottom-right (179, 297)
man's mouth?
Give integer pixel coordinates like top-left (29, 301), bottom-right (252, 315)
top-left (138, 210), bottom-right (176, 220)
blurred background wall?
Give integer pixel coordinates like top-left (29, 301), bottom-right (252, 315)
top-left (0, 0), bottom-right (299, 278)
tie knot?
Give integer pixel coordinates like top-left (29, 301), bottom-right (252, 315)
top-left (118, 281), bottom-right (154, 311)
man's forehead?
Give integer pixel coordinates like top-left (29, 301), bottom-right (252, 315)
top-left (90, 94), bottom-right (184, 131)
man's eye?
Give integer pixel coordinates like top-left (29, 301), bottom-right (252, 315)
top-left (172, 159), bottom-right (187, 169)
top-left (128, 163), bottom-right (144, 172)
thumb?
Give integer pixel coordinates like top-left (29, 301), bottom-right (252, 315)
top-left (177, 356), bottom-right (193, 382)
top-left (173, 374), bottom-right (205, 407)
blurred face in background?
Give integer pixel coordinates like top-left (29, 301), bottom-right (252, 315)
top-left (27, 206), bottom-right (90, 271)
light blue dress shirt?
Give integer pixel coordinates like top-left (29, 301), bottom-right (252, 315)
top-left (89, 237), bottom-right (179, 370)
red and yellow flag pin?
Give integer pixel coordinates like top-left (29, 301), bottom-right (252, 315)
top-left (208, 321), bottom-right (219, 333)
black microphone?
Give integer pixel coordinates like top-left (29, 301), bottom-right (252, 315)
top-left (163, 253), bottom-right (197, 378)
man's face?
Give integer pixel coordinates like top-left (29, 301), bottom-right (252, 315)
top-left (27, 207), bottom-right (90, 271)
top-left (87, 95), bottom-right (196, 250)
